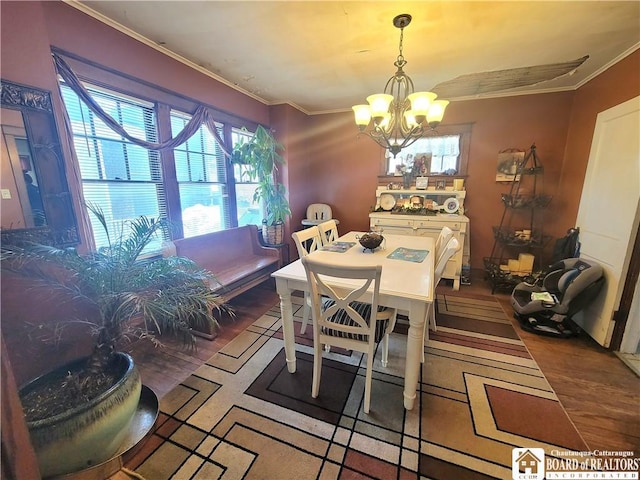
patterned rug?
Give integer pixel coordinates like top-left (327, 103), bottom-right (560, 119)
top-left (126, 293), bottom-right (588, 479)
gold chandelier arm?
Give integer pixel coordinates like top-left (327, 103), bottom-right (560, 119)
top-left (365, 121), bottom-right (424, 157)
top-left (351, 13), bottom-right (449, 157)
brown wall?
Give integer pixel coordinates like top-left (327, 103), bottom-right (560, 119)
top-left (302, 112), bottom-right (387, 236)
top-left (40, 2), bottom-right (270, 126)
top-left (268, 103), bottom-right (312, 256)
top-left (560, 50), bottom-right (640, 227)
top-left (3, 1), bottom-right (637, 270)
top-left (0, 0), bottom-right (272, 385)
top-left (296, 54), bottom-right (639, 266)
top-left (301, 93), bottom-right (575, 266)
top-left (0, 2), bottom-right (59, 92)
top-left (1, 273), bottom-right (99, 386)
top-left (1, 0), bottom-right (639, 383)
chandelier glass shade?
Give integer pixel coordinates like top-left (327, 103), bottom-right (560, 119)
top-left (352, 14), bottom-right (449, 157)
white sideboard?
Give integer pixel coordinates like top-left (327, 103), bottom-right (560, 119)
top-left (369, 187), bottom-right (469, 290)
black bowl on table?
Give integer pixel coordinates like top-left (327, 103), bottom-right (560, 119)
top-left (357, 232), bottom-right (384, 252)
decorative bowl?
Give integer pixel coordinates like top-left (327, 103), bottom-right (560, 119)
top-left (357, 231), bottom-right (384, 251)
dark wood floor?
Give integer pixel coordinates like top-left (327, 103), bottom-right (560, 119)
top-left (126, 272), bottom-right (640, 459)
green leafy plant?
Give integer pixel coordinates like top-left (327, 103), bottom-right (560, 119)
top-left (1, 204), bottom-right (230, 416)
top-left (232, 125), bottom-right (291, 226)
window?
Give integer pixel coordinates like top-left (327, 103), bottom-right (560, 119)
top-left (232, 127), bottom-right (263, 227)
top-left (171, 111), bottom-right (229, 237)
top-left (60, 84), bottom-right (166, 252)
top-left (57, 55), bottom-right (271, 251)
top-left (387, 135), bottom-right (461, 175)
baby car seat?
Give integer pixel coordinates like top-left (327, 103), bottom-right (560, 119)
top-left (511, 258), bottom-right (605, 337)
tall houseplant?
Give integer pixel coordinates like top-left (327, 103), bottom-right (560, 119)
top-left (1, 204), bottom-right (230, 477)
top-left (232, 125), bottom-right (291, 245)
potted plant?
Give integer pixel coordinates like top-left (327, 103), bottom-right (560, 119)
top-left (1, 204), bottom-right (230, 477)
top-left (231, 125), bottom-right (291, 245)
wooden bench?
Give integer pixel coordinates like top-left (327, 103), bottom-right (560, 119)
top-left (172, 225), bottom-right (281, 338)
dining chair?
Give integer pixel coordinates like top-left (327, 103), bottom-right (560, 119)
top-left (301, 256), bottom-right (397, 414)
top-left (292, 226), bottom-right (323, 334)
top-left (422, 236), bottom-right (461, 362)
top-left (317, 219), bottom-right (339, 246)
top-left (435, 226), bottom-right (454, 261)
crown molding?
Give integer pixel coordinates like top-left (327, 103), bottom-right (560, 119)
top-left (63, 0), bottom-right (269, 107)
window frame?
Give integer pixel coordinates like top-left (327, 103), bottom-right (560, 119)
top-left (170, 109), bottom-right (230, 238)
top-left (55, 51), bottom-right (262, 247)
top-left (231, 127), bottom-right (264, 228)
top-left (378, 123), bottom-right (473, 181)
top-left (60, 82), bottom-right (168, 252)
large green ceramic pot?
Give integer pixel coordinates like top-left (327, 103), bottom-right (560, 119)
top-left (20, 352), bottom-right (142, 477)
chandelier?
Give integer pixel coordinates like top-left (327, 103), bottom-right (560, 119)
top-left (352, 14), bottom-right (449, 158)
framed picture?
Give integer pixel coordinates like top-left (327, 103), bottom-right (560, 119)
top-left (435, 180), bottom-right (446, 190)
top-left (496, 149), bottom-right (525, 182)
top-left (413, 153), bottom-right (431, 176)
top-left (415, 176), bottom-right (429, 189)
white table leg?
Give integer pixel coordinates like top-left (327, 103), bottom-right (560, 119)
top-left (403, 301), bottom-right (428, 410)
top-left (275, 278), bottom-right (296, 373)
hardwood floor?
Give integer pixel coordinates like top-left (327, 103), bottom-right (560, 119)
top-left (127, 282), bottom-right (281, 400)
top-left (494, 295), bottom-right (640, 453)
top-left (126, 272), bottom-right (640, 462)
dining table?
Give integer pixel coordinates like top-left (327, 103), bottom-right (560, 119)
top-left (271, 230), bottom-right (435, 410)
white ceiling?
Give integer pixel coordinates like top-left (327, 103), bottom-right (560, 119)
top-left (74, 1), bottom-right (640, 115)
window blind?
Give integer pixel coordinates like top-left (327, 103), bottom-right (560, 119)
top-left (171, 112), bottom-right (230, 237)
top-left (231, 128), bottom-right (263, 227)
top-left (60, 84), bottom-right (166, 252)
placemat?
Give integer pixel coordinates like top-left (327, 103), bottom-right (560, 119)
top-left (321, 241), bottom-right (356, 253)
top-left (387, 247), bottom-right (429, 263)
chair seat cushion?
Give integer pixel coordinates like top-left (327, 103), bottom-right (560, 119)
top-left (321, 300), bottom-right (389, 343)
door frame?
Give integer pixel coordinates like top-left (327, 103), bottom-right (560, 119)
top-left (610, 220), bottom-right (640, 350)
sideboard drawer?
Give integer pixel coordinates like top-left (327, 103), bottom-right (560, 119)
top-left (414, 219), bottom-right (461, 231)
top-left (370, 217), bottom-right (415, 228)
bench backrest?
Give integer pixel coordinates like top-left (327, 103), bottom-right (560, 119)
top-left (173, 225), bottom-right (261, 269)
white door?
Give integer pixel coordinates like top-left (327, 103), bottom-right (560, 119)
top-left (574, 96), bottom-right (640, 347)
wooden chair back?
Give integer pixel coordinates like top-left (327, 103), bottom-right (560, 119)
top-left (302, 257), bottom-right (382, 349)
top-left (301, 255), bottom-right (395, 413)
top-left (317, 219), bottom-right (339, 246)
top-left (434, 226), bottom-right (454, 264)
top-left (292, 226), bottom-right (322, 258)
top-left (435, 237), bottom-right (460, 283)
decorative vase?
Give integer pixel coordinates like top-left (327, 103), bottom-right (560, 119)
top-left (403, 173), bottom-right (412, 189)
top-left (21, 352), bottom-right (142, 477)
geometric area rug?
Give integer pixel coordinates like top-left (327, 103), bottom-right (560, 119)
top-left (125, 293), bottom-right (589, 479)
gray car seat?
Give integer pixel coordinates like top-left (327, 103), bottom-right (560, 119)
top-left (511, 258), bottom-right (605, 337)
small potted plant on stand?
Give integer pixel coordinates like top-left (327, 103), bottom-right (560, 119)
top-left (232, 125), bottom-right (291, 245)
top-left (1, 204), bottom-right (230, 477)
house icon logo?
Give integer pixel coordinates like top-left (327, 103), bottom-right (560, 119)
top-left (512, 448), bottom-right (545, 480)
